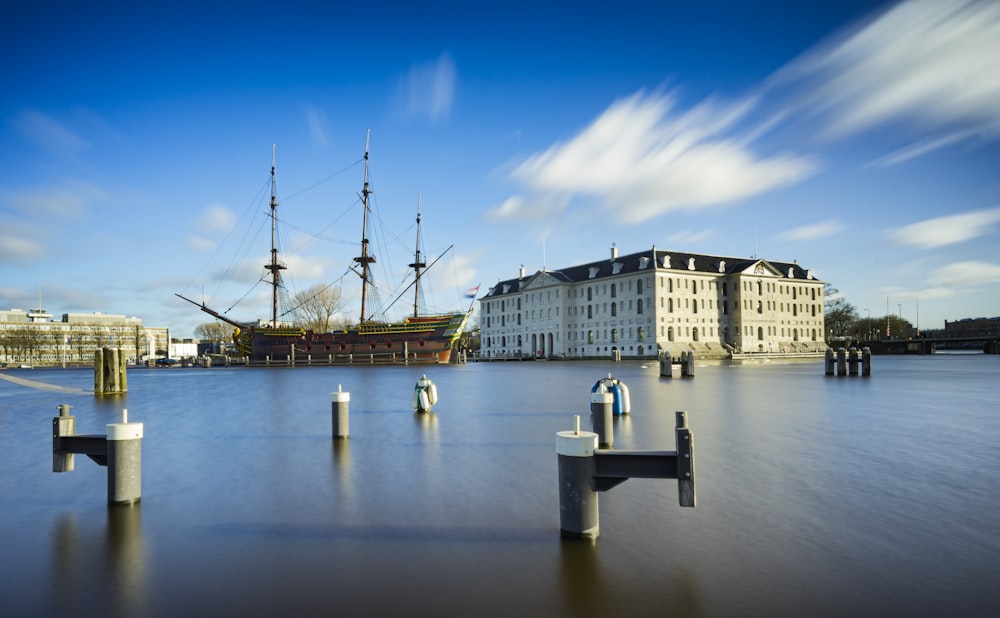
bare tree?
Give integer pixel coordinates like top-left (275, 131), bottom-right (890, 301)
top-left (195, 321), bottom-right (233, 342)
top-left (290, 284), bottom-right (344, 333)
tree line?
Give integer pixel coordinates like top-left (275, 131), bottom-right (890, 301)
top-left (824, 284), bottom-right (916, 341)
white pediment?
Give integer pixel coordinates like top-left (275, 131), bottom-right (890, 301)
top-left (739, 260), bottom-right (783, 277)
top-left (522, 271), bottom-right (562, 290)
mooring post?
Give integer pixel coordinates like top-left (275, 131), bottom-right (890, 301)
top-left (862, 347), bottom-right (872, 376)
top-left (848, 347), bottom-right (860, 376)
top-left (557, 415), bottom-right (600, 540)
top-left (659, 351), bottom-right (672, 378)
top-left (53, 406), bottom-right (142, 504)
top-left (825, 348), bottom-right (835, 375)
top-left (106, 409), bottom-right (143, 505)
top-left (681, 351), bottom-right (695, 377)
top-left (52, 404), bottom-right (76, 472)
top-left (590, 389), bottom-right (613, 449)
top-left (556, 409), bottom-right (696, 540)
top-left (836, 348), bottom-right (848, 376)
top-left (331, 384), bottom-right (350, 439)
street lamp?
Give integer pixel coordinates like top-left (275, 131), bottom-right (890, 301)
top-left (865, 308), bottom-right (871, 341)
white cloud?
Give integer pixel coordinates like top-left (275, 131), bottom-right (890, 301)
top-left (198, 204), bottom-right (237, 233)
top-left (776, 219), bottom-right (844, 241)
top-left (891, 207), bottom-right (1000, 248)
top-left (0, 228), bottom-right (44, 263)
top-left (400, 54), bottom-right (456, 123)
top-left (871, 130), bottom-right (973, 167)
top-left (928, 260), bottom-right (1000, 287)
top-left (5, 182), bottom-right (104, 218)
top-left (502, 92), bottom-right (816, 224)
top-left (780, 0), bottom-right (1000, 142)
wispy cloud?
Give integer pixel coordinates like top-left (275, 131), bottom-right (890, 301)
top-left (928, 260), bottom-right (1000, 287)
top-left (890, 207), bottom-right (1000, 248)
top-left (776, 219), bottom-right (844, 241)
top-left (491, 92), bottom-right (816, 223)
top-left (398, 54), bottom-right (456, 123)
top-left (492, 0), bottom-right (1000, 227)
top-left (778, 0), bottom-right (1000, 143)
top-left (304, 105), bottom-right (329, 148)
top-left (4, 182), bottom-right (104, 218)
top-left (0, 224), bottom-right (44, 263)
top-left (11, 109), bottom-right (90, 156)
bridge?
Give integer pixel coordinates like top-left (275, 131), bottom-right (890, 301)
top-left (858, 336), bottom-right (999, 355)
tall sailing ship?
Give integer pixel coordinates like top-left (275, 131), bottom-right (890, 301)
top-left (178, 134), bottom-right (472, 364)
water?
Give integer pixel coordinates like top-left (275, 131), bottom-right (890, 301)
top-left (1, 355), bottom-right (998, 617)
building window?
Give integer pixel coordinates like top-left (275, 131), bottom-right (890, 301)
top-left (612, 329), bottom-right (618, 343)
top-left (637, 299), bottom-right (643, 314)
top-left (668, 326), bottom-right (675, 342)
top-left (588, 330), bottom-right (594, 344)
top-left (637, 279), bottom-right (643, 294)
top-left (587, 287), bottom-right (593, 301)
top-left (611, 284), bottom-right (617, 298)
top-left (637, 327), bottom-right (645, 342)
top-left (588, 305), bottom-right (593, 319)
top-left (611, 303), bottom-right (617, 317)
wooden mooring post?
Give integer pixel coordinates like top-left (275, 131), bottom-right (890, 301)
top-left (94, 347), bottom-right (127, 395)
top-left (824, 347), bottom-right (871, 377)
top-left (659, 350), bottom-right (695, 378)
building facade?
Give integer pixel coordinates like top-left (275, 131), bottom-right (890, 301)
top-left (0, 308), bottom-right (169, 366)
top-left (478, 246), bottom-right (826, 359)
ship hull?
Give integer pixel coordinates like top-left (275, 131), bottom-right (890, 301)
top-left (235, 312), bottom-right (469, 364)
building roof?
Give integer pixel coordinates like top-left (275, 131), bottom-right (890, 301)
top-left (482, 247), bottom-right (821, 299)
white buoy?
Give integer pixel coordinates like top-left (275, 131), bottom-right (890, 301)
top-left (413, 374), bottom-right (437, 413)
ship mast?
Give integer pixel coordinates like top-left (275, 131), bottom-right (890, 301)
top-left (264, 144), bottom-right (285, 328)
top-left (409, 193), bottom-right (426, 318)
top-left (353, 130), bottom-right (376, 324)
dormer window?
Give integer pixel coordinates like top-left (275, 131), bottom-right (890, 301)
top-left (639, 256), bottom-right (650, 269)
top-left (662, 255), bottom-right (671, 268)
top-left (688, 257), bottom-right (696, 270)
top-left (787, 267), bottom-right (795, 278)
top-left (611, 262), bottom-right (623, 275)
top-left (502, 284), bottom-right (510, 293)
top-left (718, 260), bottom-right (726, 273)
top-left (588, 267), bottom-right (599, 279)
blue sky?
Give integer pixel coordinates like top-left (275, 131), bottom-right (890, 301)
top-left (3, 0), bottom-right (998, 338)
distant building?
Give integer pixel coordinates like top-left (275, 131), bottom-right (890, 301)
top-left (944, 317), bottom-right (999, 338)
top-left (0, 308), bottom-right (168, 366)
top-left (478, 246), bottom-right (826, 359)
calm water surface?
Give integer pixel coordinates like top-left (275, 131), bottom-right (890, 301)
top-left (1, 355), bottom-right (998, 617)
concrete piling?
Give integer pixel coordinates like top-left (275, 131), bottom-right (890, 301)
top-left (557, 403), bottom-right (697, 540)
top-left (106, 409), bottom-right (143, 505)
top-left (53, 406), bottom-right (142, 504)
top-left (590, 390), bottom-right (614, 449)
top-left (331, 385), bottom-right (350, 439)
top-left (557, 416), bottom-right (600, 540)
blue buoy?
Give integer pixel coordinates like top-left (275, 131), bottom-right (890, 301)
top-left (590, 374), bottom-right (631, 416)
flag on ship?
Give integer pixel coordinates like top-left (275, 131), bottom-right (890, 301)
top-left (465, 284), bottom-right (480, 299)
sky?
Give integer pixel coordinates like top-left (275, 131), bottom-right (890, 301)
top-left (2, 0), bottom-right (999, 338)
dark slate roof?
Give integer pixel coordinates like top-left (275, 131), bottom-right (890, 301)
top-left (482, 247), bottom-right (820, 298)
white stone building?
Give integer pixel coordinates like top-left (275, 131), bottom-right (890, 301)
top-left (478, 246), bottom-right (826, 359)
top-left (0, 308), bottom-right (169, 366)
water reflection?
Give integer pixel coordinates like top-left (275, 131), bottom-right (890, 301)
top-left (50, 505), bottom-right (146, 617)
top-left (413, 411), bottom-right (439, 441)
